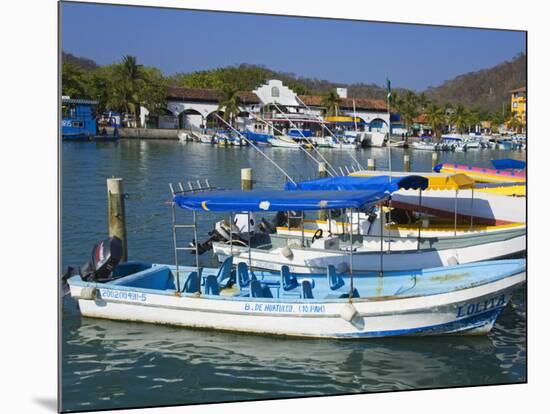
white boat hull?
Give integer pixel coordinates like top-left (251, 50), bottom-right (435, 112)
top-left (70, 271), bottom-right (524, 338)
top-left (214, 232), bottom-right (525, 274)
top-left (393, 189), bottom-right (526, 225)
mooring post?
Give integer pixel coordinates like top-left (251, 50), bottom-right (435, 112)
top-left (318, 162), bottom-right (327, 178)
top-left (431, 152), bottom-right (438, 169)
top-left (367, 158), bottom-right (376, 171)
top-left (403, 154), bottom-right (410, 172)
top-left (107, 177), bottom-right (128, 261)
top-left (241, 167), bottom-right (253, 190)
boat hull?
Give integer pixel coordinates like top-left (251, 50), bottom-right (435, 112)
top-left (213, 231), bottom-right (525, 273)
top-left (392, 189), bottom-right (526, 225)
top-left (69, 271), bottom-right (524, 338)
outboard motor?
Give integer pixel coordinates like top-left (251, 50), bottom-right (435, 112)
top-left (80, 236), bottom-right (124, 282)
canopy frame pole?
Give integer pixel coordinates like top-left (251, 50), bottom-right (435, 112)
top-left (328, 210), bottom-right (332, 234)
top-left (193, 211), bottom-right (200, 288)
top-left (387, 197), bottom-right (392, 252)
top-left (348, 207), bottom-right (354, 302)
top-left (470, 188), bottom-right (474, 230)
top-left (417, 188), bottom-right (423, 251)
top-left (454, 189), bottom-right (458, 237)
top-left (229, 213), bottom-right (233, 256)
top-left (247, 211), bottom-right (252, 269)
top-left (301, 210), bottom-right (305, 248)
top-left (170, 200), bottom-right (180, 293)
top-left (379, 203), bottom-right (384, 277)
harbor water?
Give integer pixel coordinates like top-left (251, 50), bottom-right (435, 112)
top-left (61, 140), bottom-right (526, 412)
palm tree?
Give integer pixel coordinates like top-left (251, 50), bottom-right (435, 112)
top-left (323, 90), bottom-right (341, 117)
top-left (218, 87), bottom-right (243, 128)
top-left (116, 55), bottom-right (145, 127)
top-left (394, 91), bottom-right (419, 140)
top-left (507, 111), bottom-right (521, 133)
top-left (424, 103), bottom-right (446, 140)
top-left (450, 104), bottom-right (470, 133)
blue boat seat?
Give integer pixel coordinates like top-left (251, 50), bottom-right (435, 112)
top-left (182, 271), bottom-right (200, 293)
top-left (202, 256), bottom-right (234, 289)
top-left (237, 262), bottom-right (257, 289)
top-left (327, 265), bottom-right (345, 290)
top-left (339, 288), bottom-right (360, 299)
top-left (280, 265), bottom-right (299, 291)
top-left (301, 280), bottom-right (314, 299)
top-left (250, 280), bottom-right (273, 298)
top-left (204, 275), bottom-right (220, 296)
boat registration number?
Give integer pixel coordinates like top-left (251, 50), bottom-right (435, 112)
top-left (99, 289), bottom-right (147, 302)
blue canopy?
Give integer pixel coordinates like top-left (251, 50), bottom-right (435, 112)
top-left (491, 159), bottom-right (526, 170)
top-left (174, 189), bottom-right (391, 212)
top-left (284, 175), bottom-right (428, 192)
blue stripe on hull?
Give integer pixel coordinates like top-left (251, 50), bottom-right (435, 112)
top-left (333, 308), bottom-right (504, 338)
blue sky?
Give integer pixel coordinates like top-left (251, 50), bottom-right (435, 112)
top-left (61, 2), bottom-right (526, 91)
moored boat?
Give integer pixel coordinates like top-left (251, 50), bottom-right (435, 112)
top-left (66, 182), bottom-right (526, 338)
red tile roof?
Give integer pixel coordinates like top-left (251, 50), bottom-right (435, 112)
top-left (298, 95), bottom-right (387, 111)
top-left (509, 86), bottom-right (526, 93)
top-left (167, 87), bottom-right (260, 104)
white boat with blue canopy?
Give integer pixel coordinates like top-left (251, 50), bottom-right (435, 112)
top-left (67, 181), bottom-right (526, 338)
top-left (213, 175), bottom-right (525, 273)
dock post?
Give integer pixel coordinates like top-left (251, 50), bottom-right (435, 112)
top-left (431, 152), bottom-right (438, 169)
top-left (318, 162), bottom-right (327, 178)
top-left (241, 167), bottom-right (253, 190)
top-left (403, 154), bottom-right (410, 172)
top-left (319, 163), bottom-right (328, 220)
top-left (107, 177), bottom-right (128, 261)
top-left (367, 158), bottom-right (376, 171)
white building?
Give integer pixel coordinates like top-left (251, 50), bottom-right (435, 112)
top-left (165, 79), bottom-right (390, 133)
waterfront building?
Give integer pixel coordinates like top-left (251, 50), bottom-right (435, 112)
top-left (165, 79), bottom-right (391, 134)
top-left (61, 97), bottom-right (98, 140)
top-left (509, 86), bottom-right (526, 132)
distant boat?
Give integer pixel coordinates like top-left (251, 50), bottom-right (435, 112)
top-left (268, 136), bottom-right (302, 148)
top-left (412, 141), bottom-right (436, 151)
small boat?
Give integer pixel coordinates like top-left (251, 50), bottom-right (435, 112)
top-left (268, 136), bottom-right (302, 148)
top-left (412, 141), bottom-right (437, 151)
top-left (177, 131), bottom-right (189, 142)
top-left (66, 183), bottom-right (526, 339)
top-left (433, 163), bottom-right (525, 183)
top-left (212, 176), bottom-right (525, 273)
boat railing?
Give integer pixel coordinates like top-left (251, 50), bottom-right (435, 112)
top-left (168, 179), bottom-right (217, 293)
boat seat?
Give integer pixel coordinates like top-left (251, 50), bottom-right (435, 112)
top-left (237, 262), bottom-right (257, 289)
top-left (339, 288), bottom-right (360, 299)
top-left (301, 280), bottom-right (314, 299)
top-left (327, 265), bottom-right (345, 290)
top-left (204, 275), bottom-right (220, 296)
top-left (250, 280), bottom-right (273, 298)
top-left (181, 271), bottom-right (200, 294)
top-left (202, 256), bottom-right (234, 289)
top-left (280, 265), bottom-right (299, 291)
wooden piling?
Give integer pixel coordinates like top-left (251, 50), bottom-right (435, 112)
top-left (241, 167), bottom-right (253, 190)
top-left (318, 162), bottom-right (327, 178)
top-left (403, 154), bottom-right (410, 172)
top-left (367, 158), bottom-right (376, 171)
top-left (107, 177), bottom-right (128, 261)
